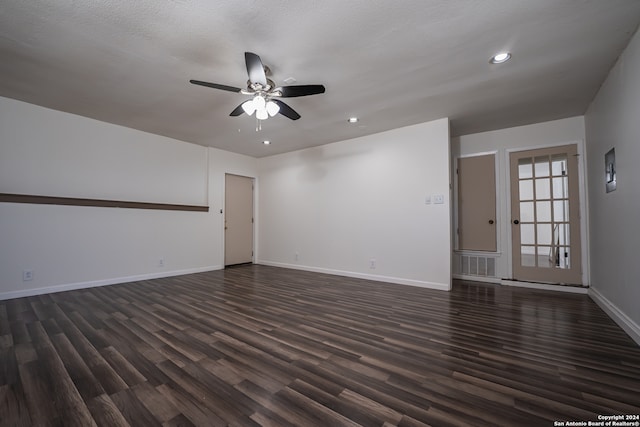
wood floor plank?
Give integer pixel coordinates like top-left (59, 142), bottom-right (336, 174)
top-left (4, 299), bottom-right (37, 324)
top-left (54, 314), bottom-right (129, 395)
top-left (110, 387), bottom-right (161, 426)
top-left (65, 310), bottom-right (110, 350)
top-left (0, 347), bottom-right (18, 386)
top-left (0, 305), bottom-right (9, 335)
top-left (18, 360), bottom-right (60, 426)
top-left (1, 265), bottom-right (640, 426)
top-left (235, 379), bottom-right (331, 427)
top-left (287, 378), bottom-right (380, 427)
top-left (162, 413), bottom-right (196, 427)
top-left (50, 333), bottom-right (106, 400)
top-left (99, 345), bottom-right (147, 387)
top-left (0, 383), bottom-right (32, 427)
top-left (131, 381), bottom-right (181, 424)
top-left (9, 320), bottom-right (30, 346)
top-left (13, 342), bottom-right (37, 366)
top-left (157, 359), bottom-right (260, 427)
top-left (293, 357), bottom-right (437, 423)
top-left (86, 393), bottom-right (130, 427)
top-left (26, 321), bottom-right (97, 427)
top-left (249, 409), bottom-right (300, 427)
top-left (155, 383), bottom-right (227, 427)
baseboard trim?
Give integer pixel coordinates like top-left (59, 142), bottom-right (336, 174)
top-left (589, 287), bottom-right (640, 346)
top-left (0, 265), bottom-right (223, 301)
top-left (500, 279), bottom-right (588, 294)
top-left (258, 261), bottom-right (451, 291)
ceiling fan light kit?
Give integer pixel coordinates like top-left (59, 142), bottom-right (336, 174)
top-left (190, 52), bottom-right (325, 130)
top-left (490, 52), bottom-right (511, 64)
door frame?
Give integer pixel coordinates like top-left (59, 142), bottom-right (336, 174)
top-left (505, 141), bottom-right (589, 286)
top-left (223, 173), bottom-right (256, 266)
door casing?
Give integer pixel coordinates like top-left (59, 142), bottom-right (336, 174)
top-left (224, 174), bottom-right (254, 266)
top-left (458, 154), bottom-right (497, 252)
top-left (509, 144), bottom-right (582, 285)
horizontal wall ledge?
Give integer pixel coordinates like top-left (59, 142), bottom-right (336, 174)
top-left (0, 193), bottom-right (209, 212)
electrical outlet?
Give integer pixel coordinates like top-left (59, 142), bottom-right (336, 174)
top-left (369, 259), bottom-right (376, 269)
top-left (433, 194), bottom-right (445, 204)
top-left (158, 259), bottom-right (164, 267)
top-left (23, 270), bottom-right (33, 281)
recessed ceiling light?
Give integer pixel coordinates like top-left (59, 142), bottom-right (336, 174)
top-left (262, 140), bottom-right (271, 145)
top-left (348, 117), bottom-right (359, 123)
top-left (490, 52), bottom-right (511, 64)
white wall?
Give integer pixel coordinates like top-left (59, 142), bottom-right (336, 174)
top-left (257, 119), bottom-right (451, 290)
top-left (0, 97), bottom-right (208, 205)
top-left (452, 117), bottom-right (587, 283)
top-left (585, 28), bottom-right (640, 343)
top-left (0, 96), bottom-right (257, 299)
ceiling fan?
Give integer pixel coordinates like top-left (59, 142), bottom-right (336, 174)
top-left (190, 52), bottom-right (325, 122)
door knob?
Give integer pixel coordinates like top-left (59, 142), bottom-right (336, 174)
top-left (488, 220), bottom-right (494, 225)
top-left (513, 219), bottom-right (520, 225)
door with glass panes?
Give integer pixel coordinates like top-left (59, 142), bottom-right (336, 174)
top-left (509, 145), bottom-right (582, 285)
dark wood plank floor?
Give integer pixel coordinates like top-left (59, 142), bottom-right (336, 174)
top-left (1, 265), bottom-right (639, 426)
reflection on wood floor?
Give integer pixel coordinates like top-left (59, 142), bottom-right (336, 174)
top-left (1, 265), bottom-right (639, 426)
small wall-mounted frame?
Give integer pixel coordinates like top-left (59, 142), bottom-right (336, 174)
top-left (605, 148), bottom-right (616, 193)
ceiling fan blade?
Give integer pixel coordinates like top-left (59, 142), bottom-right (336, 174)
top-left (276, 85), bottom-right (326, 98)
top-left (190, 80), bottom-right (242, 93)
top-left (271, 99), bottom-right (301, 120)
top-left (245, 52), bottom-right (267, 86)
top-left (229, 103), bottom-right (246, 116)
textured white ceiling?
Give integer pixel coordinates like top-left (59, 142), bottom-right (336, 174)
top-left (1, 0), bottom-right (639, 157)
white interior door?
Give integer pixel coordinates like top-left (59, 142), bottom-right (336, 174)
top-left (224, 174), bottom-right (254, 266)
top-left (510, 145), bottom-right (582, 285)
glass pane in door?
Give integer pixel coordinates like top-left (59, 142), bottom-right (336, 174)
top-left (517, 154), bottom-right (571, 269)
top-left (534, 156), bottom-right (550, 177)
top-left (521, 246), bottom-right (536, 267)
top-left (537, 246), bottom-right (553, 268)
